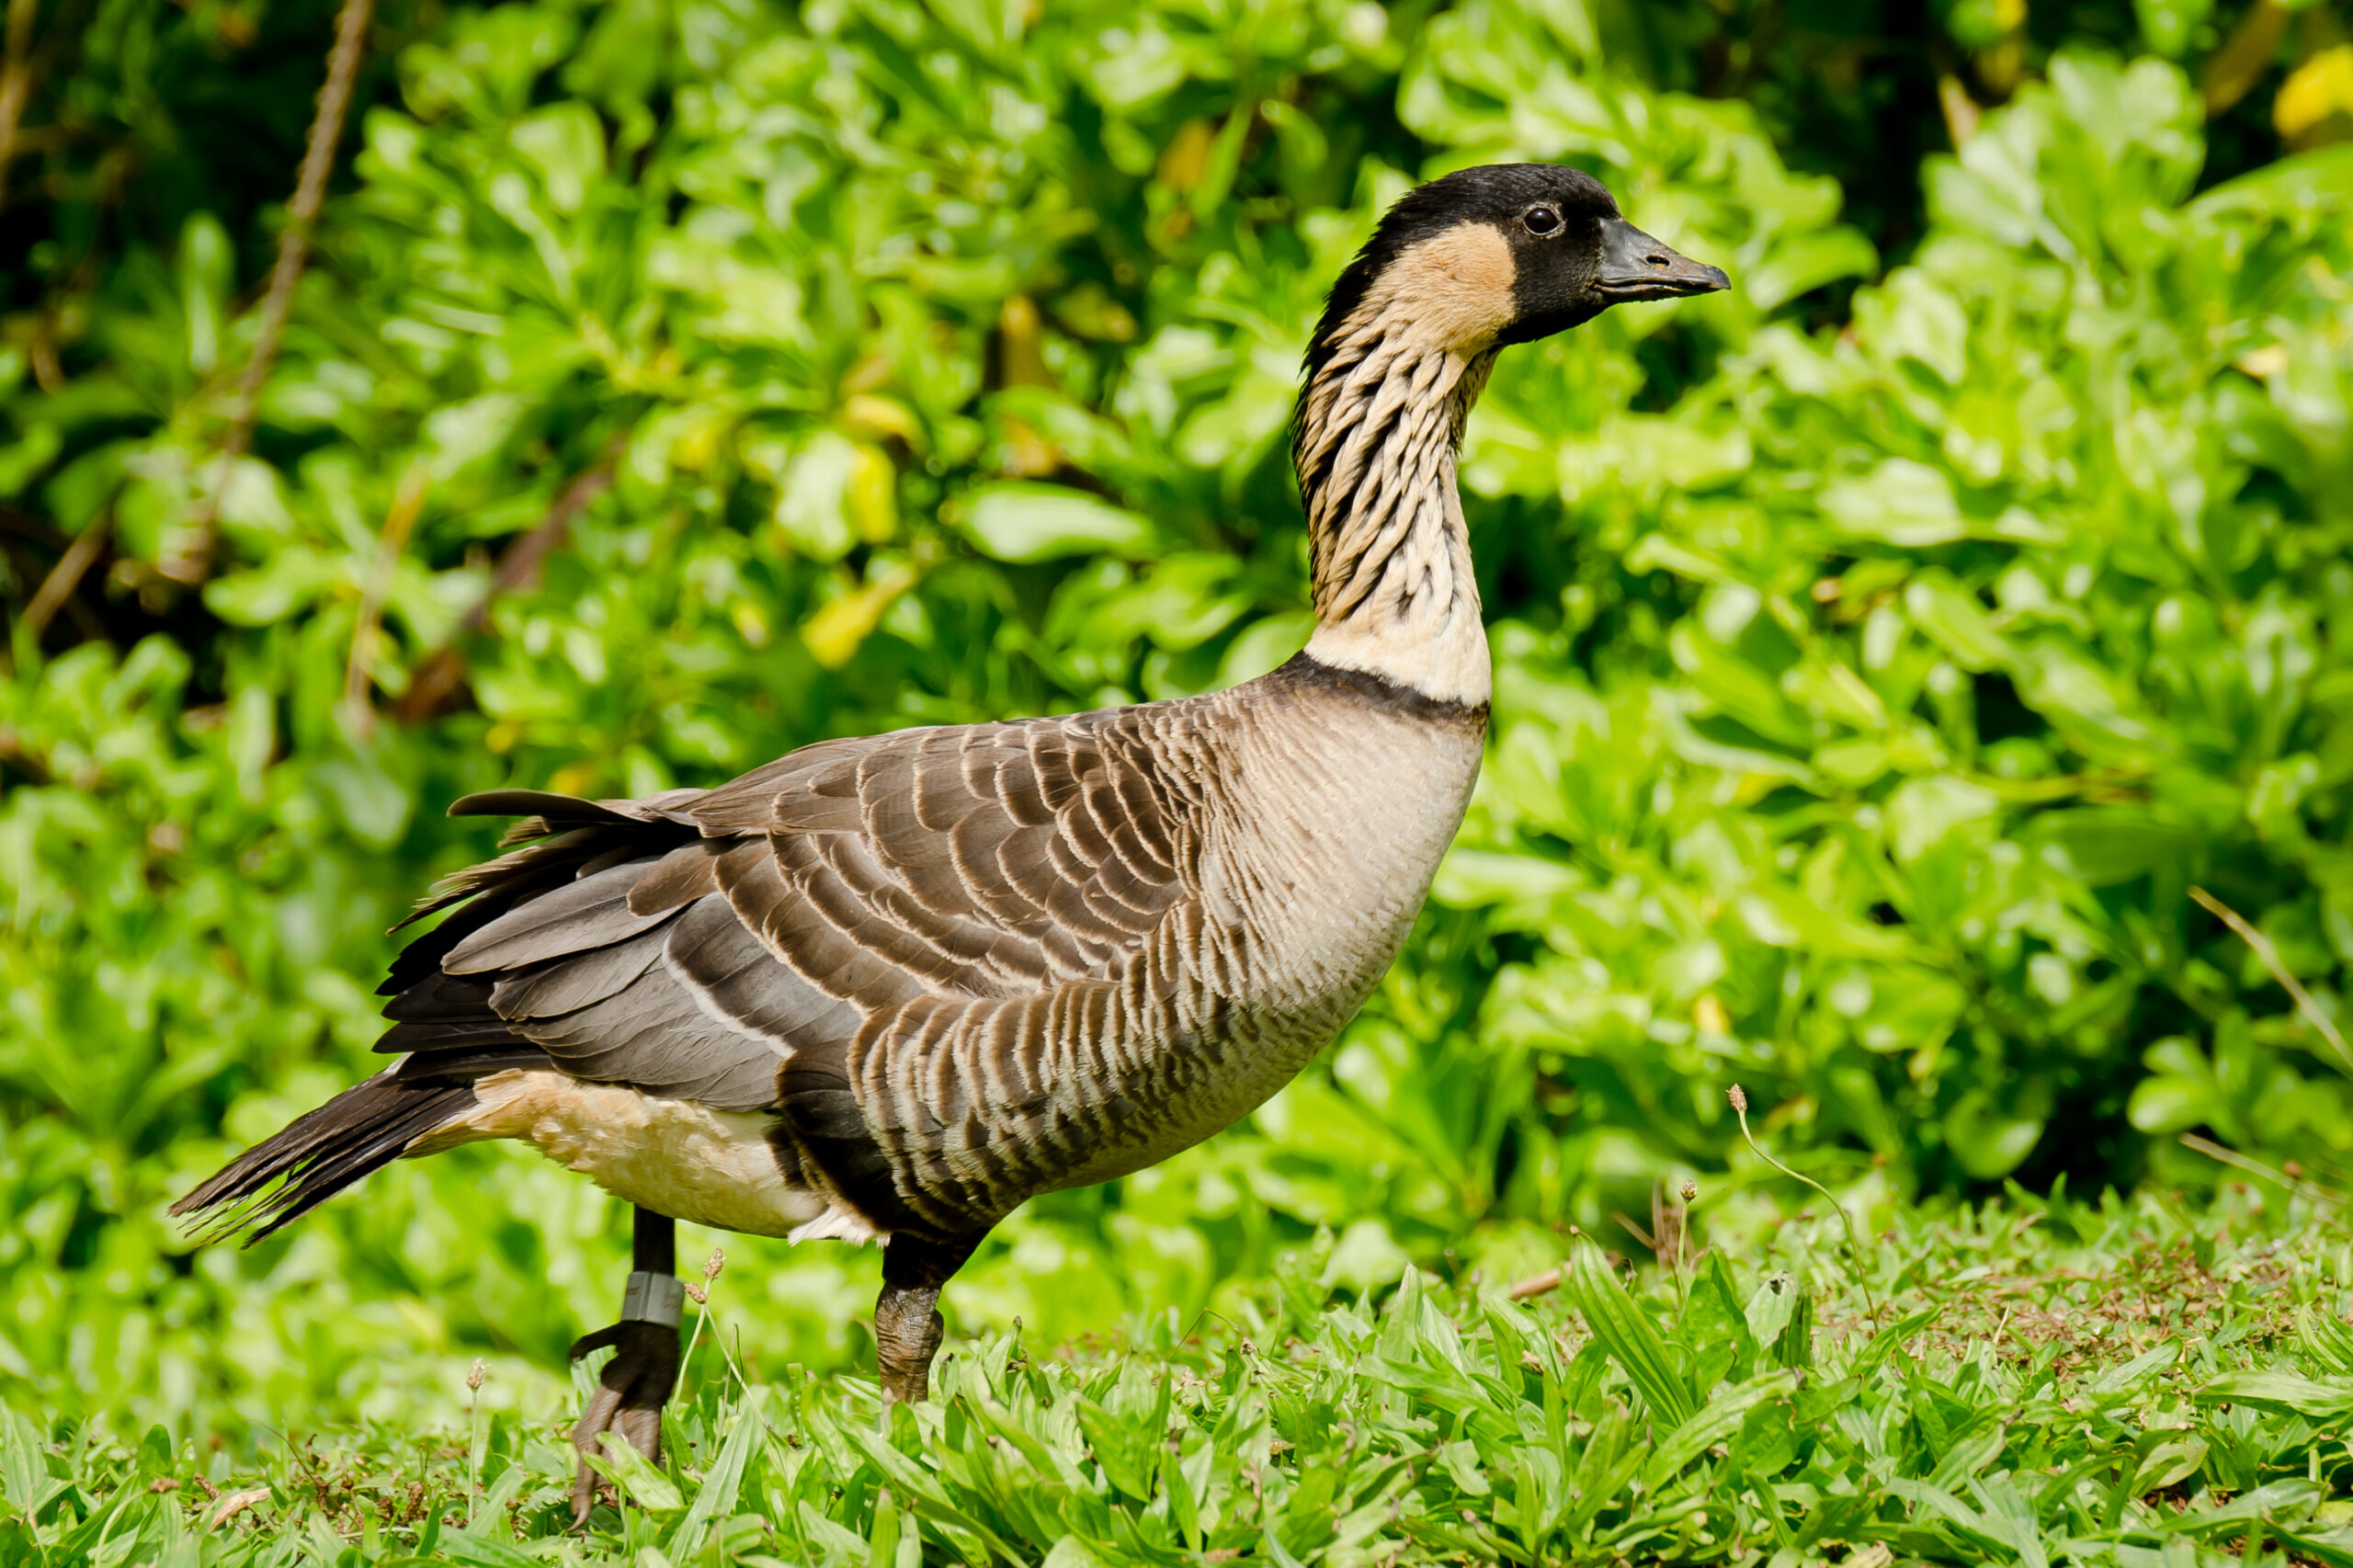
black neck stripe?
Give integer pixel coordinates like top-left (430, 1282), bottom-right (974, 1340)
top-left (1266, 651), bottom-right (1490, 724)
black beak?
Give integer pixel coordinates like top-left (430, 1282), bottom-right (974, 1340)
top-left (1595, 218), bottom-right (1731, 301)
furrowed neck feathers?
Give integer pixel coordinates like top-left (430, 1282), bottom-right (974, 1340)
top-left (1290, 225), bottom-right (1508, 710)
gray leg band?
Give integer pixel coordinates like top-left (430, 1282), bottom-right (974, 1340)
top-left (620, 1271), bottom-right (685, 1328)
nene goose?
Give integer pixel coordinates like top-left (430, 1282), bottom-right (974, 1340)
top-left (178, 164), bottom-right (1726, 1520)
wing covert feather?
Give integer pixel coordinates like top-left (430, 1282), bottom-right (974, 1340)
top-left (388, 703), bottom-right (1211, 1223)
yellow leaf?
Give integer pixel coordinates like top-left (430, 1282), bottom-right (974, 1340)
top-left (1156, 119), bottom-right (1216, 192)
top-left (2277, 46), bottom-right (2353, 142)
top-left (997, 294), bottom-right (1053, 389)
top-left (670, 404), bottom-right (735, 472)
top-left (801, 562), bottom-right (920, 669)
top-left (847, 442), bottom-right (898, 543)
top-left (995, 416), bottom-right (1061, 479)
top-left (841, 393), bottom-right (918, 444)
top-left (2234, 343), bottom-right (2289, 380)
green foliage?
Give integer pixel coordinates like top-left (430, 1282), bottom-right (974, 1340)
top-left (3, 0), bottom-right (2350, 1440)
top-left (1444, 45), bottom-right (2353, 1206)
top-left (6, 1193), bottom-right (2353, 1565)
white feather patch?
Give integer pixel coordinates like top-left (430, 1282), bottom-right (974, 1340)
top-left (409, 1069), bottom-right (833, 1239)
top-left (788, 1205), bottom-right (881, 1245)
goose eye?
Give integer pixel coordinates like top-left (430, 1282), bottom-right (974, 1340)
top-left (1522, 205), bottom-right (1562, 236)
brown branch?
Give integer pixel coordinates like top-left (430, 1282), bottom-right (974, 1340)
top-left (159, 0), bottom-right (375, 585)
top-left (0, 502), bottom-right (64, 549)
top-left (0, 0), bottom-right (38, 210)
top-left (1506, 1267), bottom-right (1562, 1301)
top-left (2189, 884), bottom-right (2353, 1076)
top-left (21, 505), bottom-right (112, 642)
top-left (340, 463), bottom-right (428, 739)
top-left (1506, 1225), bottom-right (1589, 1301)
top-left (1936, 74), bottom-right (1983, 147)
top-left (392, 448), bottom-right (621, 724)
top-left (0, 725), bottom-right (51, 785)
top-left (2202, 0), bottom-right (2289, 119)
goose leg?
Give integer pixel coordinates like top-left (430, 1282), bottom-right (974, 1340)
top-left (874, 1230), bottom-right (983, 1403)
top-left (569, 1208), bottom-right (683, 1528)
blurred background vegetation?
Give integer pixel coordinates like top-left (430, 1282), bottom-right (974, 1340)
top-left (1, 0), bottom-right (2349, 1440)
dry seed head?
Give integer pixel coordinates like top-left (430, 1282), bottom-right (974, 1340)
top-left (1680, 1179), bottom-right (1698, 1203)
top-left (686, 1281), bottom-right (708, 1305)
top-left (466, 1358), bottom-right (485, 1392)
top-left (1727, 1085), bottom-right (1749, 1113)
top-left (704, 1248), bottom-right (726, 1281)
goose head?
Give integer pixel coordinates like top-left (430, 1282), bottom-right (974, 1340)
top-left (1309, 164), bottom-right (1730, 363)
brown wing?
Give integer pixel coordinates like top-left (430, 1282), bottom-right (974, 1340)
top-left (374, 705), bottom-right (1211, 1229)
top-left (684, 714), bottom-right (1199, 994)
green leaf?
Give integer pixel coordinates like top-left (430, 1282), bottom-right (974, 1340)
top-left (2194, 1372), bottom-right (2353, 1420)
top-left (1682, 1252), bottom-right (1758, 1387)
top-left (671, 1389), bottom-right (765, 1554)
top-left (2025, 810), bottom-right (2199, 887)
top-left (1775, 1284), bottom-right (1817, 1372)
top-left (584, 1438), bottom-right (685, 1513)
top-left (952, 483), bottom-right (1156, 562)
top-left (1745, 227), bottom-right (1878, 311)
top-left (511, 101), bottom-right (606, 212)
top-left (1564, 1239), bottom-right (1694, 1426)
top-left (2127, 1074), bottom-right (2209, 1133)
top-left (1883, 776), bottom-right (2000, 862)
top-left (1943, 1088), bottom-right (2043, 1180)
top-left (1823, 459), bottom-right (1970, 547)
top-left (2191, 142), bottom-right (2353, 218)
top-left (1904, 571), bottom-right (2011, 672)
top-left (2132, 1437), bottom-right (2209, 1493)
top-left (428, 1530), bottom-right (540, 1568)
top-left (1644, 1369), bottom-right (1801, 1484)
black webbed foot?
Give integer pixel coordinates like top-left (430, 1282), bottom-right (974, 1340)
top-left (570, 1210), bottom-right (683, 1530)
top-left (874, 1230), bottom-right (984, 1404)
top-left (567, 1315), bottom-right (681, 1528)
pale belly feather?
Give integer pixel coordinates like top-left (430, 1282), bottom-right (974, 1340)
top-left (409, 1069), bottom-right (837, 1239)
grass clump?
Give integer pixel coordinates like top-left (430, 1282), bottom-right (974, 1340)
top-left (11, 1186), bottom-right (2353, 1566)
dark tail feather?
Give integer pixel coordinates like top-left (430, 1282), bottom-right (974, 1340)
top-left (172, 1071), bottom-right (477, 1244)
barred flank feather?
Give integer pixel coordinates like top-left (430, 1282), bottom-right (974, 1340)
top-left (169, 1071), bottom-right (478, 1244)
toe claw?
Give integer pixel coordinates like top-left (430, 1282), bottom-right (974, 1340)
top-left (564, 1320), bottom-right (682, 1531)
top-left (618, 1404), bottom-right (664, 1462)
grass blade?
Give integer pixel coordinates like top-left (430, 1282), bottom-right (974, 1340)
top-left (1564, 1238), bottom-right (1694, 1426)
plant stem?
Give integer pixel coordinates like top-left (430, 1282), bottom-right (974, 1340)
top-left (2191, 885), bottom-right (2353, 1078)
top-left (392, 438), bottom-right (623, 722)
top-left (165, 0), bottom-right (376, 585)
top-left (1728, 1085), bottom-right (1881, 1335)
top-left (341, 464), bottom-right (428, 738)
